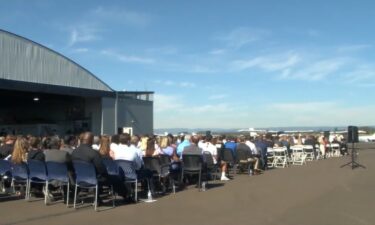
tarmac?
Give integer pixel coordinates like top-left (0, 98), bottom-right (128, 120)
top-left (1, 147), bottom-right (374, 225)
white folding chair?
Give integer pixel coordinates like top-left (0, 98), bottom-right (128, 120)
top-left (273, 147), bottom-right (288, 168)
top-left (291, 145), bottom-right (306, 165)
top-left (266, 147), bottom-right (275, 168)
top-left (330, 143), bottom-right (341, 157)
top-left (303, 145), bottom-right (314, 161)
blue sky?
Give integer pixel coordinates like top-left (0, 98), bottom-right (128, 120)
top-left (1, 0), bottom-right (375, 129)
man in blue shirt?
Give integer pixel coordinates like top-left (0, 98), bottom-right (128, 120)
top-left (224, 136), bottom-right (237, 157)
top-left (177, 134), bottom-right (191, 157)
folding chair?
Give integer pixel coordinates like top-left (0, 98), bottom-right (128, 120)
top-left (221, 148), bottom-right (237, 176)
top-left (235, 148), bottom-right (252, 175)
top-left (0, 160), bottom-right (11, 193)
top-left (291, 146), bottom-right (306, 165)
top-left (143, 156), bottom-right (174, 194)
top-left (273, 147), bottom-right (288, 168)
top-left (45, 161), bottom-right (70, 206)
top-left (181, 155), bottom-right (203, 191)
top-left (331, 143), bottom-right (341, 157)
top-left (27, 160), bottom-right (48, 202)
top-left (202, 151), bottom-right (219, 181)
top-left (303, 145), bottom-right (315, 161)
top-left (11, 162), bottom-right (29, 200)
top-left (73, 160), bottom-right (114, 211)
top-left (116, 160), bottom-right (142, 202)
top-left (266, 147), bottom-right (275, 168)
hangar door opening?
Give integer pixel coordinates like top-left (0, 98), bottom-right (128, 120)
top-left (0, 89), bottom-right (92, 136)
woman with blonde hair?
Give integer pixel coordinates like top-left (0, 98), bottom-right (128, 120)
top-left (11, 137), bottom-right (29, 164)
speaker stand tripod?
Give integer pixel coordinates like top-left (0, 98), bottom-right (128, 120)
top-left (340, 142), bottom-right (366, 170)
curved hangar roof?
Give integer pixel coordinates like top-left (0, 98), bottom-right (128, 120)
top-left (0, 29), bottom-right (114, 97)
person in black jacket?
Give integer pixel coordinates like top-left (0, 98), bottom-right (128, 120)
top-left (27, 136), bottom-right (45, 161)
top-left (72, 132), bottom-right (108, 181)
top-left (72, 132), bottom-right (128, 204)
top-left (0, 135), bottom-right (16, 159)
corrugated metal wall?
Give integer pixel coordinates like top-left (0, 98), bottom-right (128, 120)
top-left (0, 30), bottom-right (112, 92)
top-left (117, 98), bottom-right (153, 135)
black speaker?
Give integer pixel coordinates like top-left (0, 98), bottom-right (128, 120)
top-left (324, 131), bottom-right (330, 139)
top-left (347, 126), bottom-right (359, 143)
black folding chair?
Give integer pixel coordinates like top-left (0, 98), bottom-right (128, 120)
top-left (221, 148), bottom-right (237, 176)
top-left (181, 154), bottom-right (203, 191)
top-left (143, 156), bottom-right (175, 194)
top-left (202, 151), bottom-right (219, 181)
top-left (235, 148), bottom-right (252, 175)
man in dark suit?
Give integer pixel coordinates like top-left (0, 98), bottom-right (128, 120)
top-left (71, 132), bottom-right (109, 204)
top-left (0, 135), bottom-right (15, 159)
top-left (71, 132), bottom-right (108, 180)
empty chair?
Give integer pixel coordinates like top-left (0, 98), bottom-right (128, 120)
top-left (27, 159), bottom-right (48, 202)
top-left (11, 162), bottom-right (29, 199)
top-left (303, 145), bottom-right (315, 161)
top-left (330, 143), bottom-right (341, 157)
top-left (272, 147), bottom-right (288, 168)
top-left (266, 147), bottom-right (275, 168)
top-left (45, 161), bottom-right (70, 206)
top-left (181, 154), bottom-right (203, 191)
top-left (290, 146), bottom-right (306, 165)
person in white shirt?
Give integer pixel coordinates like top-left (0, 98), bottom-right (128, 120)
top-left (112, 133), bottom-right (142, 170)
top-left (205, 135), bottom-right (230, 181)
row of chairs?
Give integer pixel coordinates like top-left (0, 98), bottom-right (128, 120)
top-left (0, 159), bottom-right (118, 211)
top-left (0, 153), bottom-right (221, 211)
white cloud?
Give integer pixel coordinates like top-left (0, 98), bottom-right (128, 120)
top-left (266, 101), bottom-right (375, 127)
top-left (91, 6), bottom-right (151, 26)
top-left (216, 27), bottom-right (270, 48)
top-left (337, 44), bottom-right (372, 53)
top-left (231, 53), bottom-right (301, 72)
top-left (209, 49), bottom-right (226, 55)
top-left (280, 58), bottom-right (348, 81)
top-left (154, 94), bottom-right (183, 113)
top-left (154, 80), bottom-right (196, 88)
top-left (101, 49), bottom-right (155, 64)
top-left (72, 48), bottom-right (89, 53)
top-left (146, 46), bottom-right (178, 55)
top-left (208, 94), bottom-right (228, 100)
top-left (343, 65), bottom-right (375, 86)
top-left (68, 25), bottom-right (100, 46)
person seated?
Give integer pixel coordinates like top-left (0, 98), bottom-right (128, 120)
top-left (0, 135), bottom-right (16, 159)
top-left (182, 135), bottom-right (202, 157)
top-left (144, 137), bottom-right (162, 157)
top-left (236, 136), bottom-right (260, 174)
top-left (204, 135), bottom-right (230, 181)
top-left (27, 136), bottom-right (45, 161)
top-left (71, 132), bottom-right (110, 204)
top-left (98, 135), bottom-right (111, 159)
top-left (176, 134), bottom-right (191, 157)
top-left (112, 133), bottom-right (142, 170)
top-left (224, 136), bottom-right (237, 157)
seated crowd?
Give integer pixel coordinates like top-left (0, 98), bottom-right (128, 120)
top-left (0, 131), bottom-right (347, 206)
